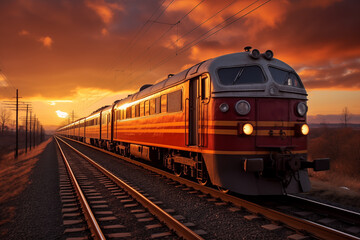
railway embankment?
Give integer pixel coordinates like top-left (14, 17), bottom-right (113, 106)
top-left (0, 138), bottom-right (64, 239)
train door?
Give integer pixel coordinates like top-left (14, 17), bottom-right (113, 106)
top-left (106, 113), bottom-right (111, 139)
top-left (188, 78), bottom-right (198, 146)
top-left (187, 74), bottom-right (210, 146)
top-left (199, 74), bottom-right (210, 147)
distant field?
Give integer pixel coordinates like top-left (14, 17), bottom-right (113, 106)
top-left (308, 126), bottom-right (360, 193)
top-left (0, 132), bottom-right (48, 159)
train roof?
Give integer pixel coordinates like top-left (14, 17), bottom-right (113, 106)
top-left (114, 50), bottom-right (306, 109)
top-left (60, 49), bottom-right (306, 129)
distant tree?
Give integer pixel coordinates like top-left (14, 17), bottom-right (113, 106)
top-left (341, 107), bottom-right (352, 127)
top-left (0, 107), bottom-right (12, 133)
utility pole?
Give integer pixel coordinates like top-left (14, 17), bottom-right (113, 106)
top-left (33, 115), bottom-right (36, 148)
top-left (29, 111), bottom-right (32, 150)
top-left (25, 104), bottom-right (28, 153)
top-left (15, 89), bottom-right (18, 158)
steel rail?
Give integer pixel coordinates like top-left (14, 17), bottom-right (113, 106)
top-left (287, 194), bottom-right (360, 225)
top-left (57, 136), bottom-right (360, 240)
top-left (54, 137), bottom-right (106, 240)
top-left (56, 136), bottom-right (204, 240)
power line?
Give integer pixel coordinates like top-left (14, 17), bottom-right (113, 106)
top-left (179, 0), bottom-right (271, 54)
top-left (127, 0), bottom-right (271, 86)
top-left (105, 0), bottom-right (174, 75)
top-left (122, 0), bottom-right (205, 80)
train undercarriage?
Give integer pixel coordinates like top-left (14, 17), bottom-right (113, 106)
top-left (83, 137), bottom-right (329, 195)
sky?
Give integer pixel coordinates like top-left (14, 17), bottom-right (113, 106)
top-left (0, 0), bottom-right (359, 132)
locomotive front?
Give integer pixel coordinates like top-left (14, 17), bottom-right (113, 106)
top-left (202, 48), bottom-right (329, 195)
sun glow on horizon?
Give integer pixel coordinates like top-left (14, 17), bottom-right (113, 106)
top-left (56, 110), bottom-right (69, 118)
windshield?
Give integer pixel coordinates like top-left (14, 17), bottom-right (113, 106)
top-left (218, 66), bottom-right (266, 85)
top-left (269, 66), bottom-right (304, 88)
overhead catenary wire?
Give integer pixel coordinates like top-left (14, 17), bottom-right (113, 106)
top-left (122, 0), bottom-right (205, 78)
top-left (128, 0), bottom-right (271, 86)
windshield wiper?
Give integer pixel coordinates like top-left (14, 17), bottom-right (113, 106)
top-left (233, 68), bottom-right (244, 84)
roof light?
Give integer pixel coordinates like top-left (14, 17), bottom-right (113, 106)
top-left (250, 49), bottom-right (260, 59)
top-left (263, 50), bottom-right (274, 60)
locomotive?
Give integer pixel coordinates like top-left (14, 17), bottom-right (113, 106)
top-left (57, 47), bottom-right (329, 195)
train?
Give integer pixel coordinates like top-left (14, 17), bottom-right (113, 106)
top-left (57, 47), bottom-right (329, 195)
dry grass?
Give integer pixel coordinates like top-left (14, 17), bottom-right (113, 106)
top-left (0, 138), bottom-right (52, 229)
top-left (307, 171), bottom-right (360, 209)
top-left (307, 127), bottom-right (360, 209)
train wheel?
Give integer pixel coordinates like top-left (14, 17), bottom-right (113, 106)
top-left (217, 186), bottom-right (229, 193)
top-left (197, 177), bottom-right (208, 186)
top-left (173, 163), bottom-right (182, 177)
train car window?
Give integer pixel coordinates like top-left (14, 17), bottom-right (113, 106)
top-left (269, 67), bottom-right (304, 88)
top-left (131, 105), bottom-right (136, 118)
top-left (201, 76), bottom-right (210, 101)
top-left (155, 97), bottom-right (161, 114)
top-left (218, 66), bottom-right (265, 85)
top-left (135, 104), bottom-right (140, 117)
top-left (150, 98), bottom-right (156, 115)
top-left (126, 107), bottom-right (132, 119)
top-left (140, 102), bottom-right (144, 117)
top-left (161, 95), bottom-right (167, 113)
top-left (145, 100), bottom-right (150, 116)
top-left (167, 90), bottom-right (182, 112)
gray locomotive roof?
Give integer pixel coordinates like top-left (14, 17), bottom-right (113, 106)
top-left (113, 51), bottom-right (306, 109)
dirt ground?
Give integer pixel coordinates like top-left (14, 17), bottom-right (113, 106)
top-left (0, 138), bottom-right (52, 228)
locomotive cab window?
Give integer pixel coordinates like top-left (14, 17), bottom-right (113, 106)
top-left (218, 65), bottom-right (266, 85)
top-left (269, 66), bottom-right (304, 88)
top-left (201, 75), bottom-right (210, 101)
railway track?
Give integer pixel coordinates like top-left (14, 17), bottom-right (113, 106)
top-left (57, 136), bottom-right (360, 240)
top-left (55, 136), bottom-right (204, 239)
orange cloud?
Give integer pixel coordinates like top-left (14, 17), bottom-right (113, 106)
top-left (18, 29), bottom-right (29, 36)
top-left (39, 36), bottom-right (53, 48)
top-left (85, 0), bottom-right (124, 24)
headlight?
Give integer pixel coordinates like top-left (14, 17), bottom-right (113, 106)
top-left (235, 100), bottom-right (251, 115)
top-left (301, 124), bottom-right (309, 135)
top-left (296, 102), bottom-right (308, 117)
top-left (243, 123), bottom-right (254, 135)
top-left (219, 103), bottom-right (229, 113)
top-left (295, 123), bottom-right (309, 136)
